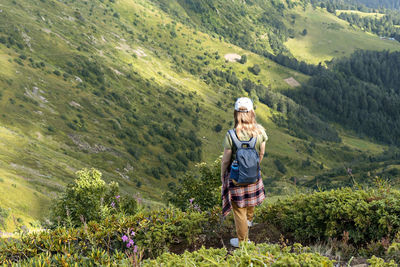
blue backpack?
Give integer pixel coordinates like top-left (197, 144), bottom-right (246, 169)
top-left (228, 129), bottom-right (260, 185)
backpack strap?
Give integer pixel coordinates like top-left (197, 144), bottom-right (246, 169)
top-left (228, 129), bottom-right (257, 149)
top-left (247, 136), bottom-right (257, 148)
top-left (228, 129), bottom-right (242, 149)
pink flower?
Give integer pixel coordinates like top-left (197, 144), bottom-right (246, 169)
top-left (122, 235), bottom-right (128, 242)
top-left (115, 195), bottom-right (121, 200)
top-left (133, 245), bottom-right (138, 253)
top-left (189, 198), bottom-right (194, 204)
top-left (127, 239), bottom-right (134, 248)
top-left (131, 231), bottom-right (135, 236)
top-left (111, 201), bottom-right (115, 208)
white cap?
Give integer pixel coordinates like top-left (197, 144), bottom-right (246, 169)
top-left (234, 97), bottom-right (253, 112)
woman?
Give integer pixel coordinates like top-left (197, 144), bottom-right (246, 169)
top-left (221, 97), bottom-right (267, 248)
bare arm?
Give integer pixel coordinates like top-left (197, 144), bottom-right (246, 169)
top-left (259, 141), bottom-right (266, 163)
top-left (221, 149), bottom-right (232, 183)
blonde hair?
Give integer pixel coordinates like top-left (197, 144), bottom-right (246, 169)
top-left (234, 107), bottom-right (263, 140)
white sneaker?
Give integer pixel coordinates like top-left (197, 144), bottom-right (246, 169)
top-left (230, 238), bottom-right (239, 248)
top-left (230, 238), bottom-right (251, 248)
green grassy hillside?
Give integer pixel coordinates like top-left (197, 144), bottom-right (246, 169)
top-left (336, 9), bottom-right (385, 18)
top-left (149, 0), bottom-right (400, 64)
top-left (355, 0), bottom-right (400, 10)
top-left (285, 5), bottom-right (400, 64)
top-left (0, 0), bottom-right (397, 232)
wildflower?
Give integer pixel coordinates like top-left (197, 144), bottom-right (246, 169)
top-left (131, 231), bottom-right (135, 236)
top-left (111, 201), bottom-right (115, 208)
top-left (122, 235), bottom-right (128, 242)
top-left (194, 204), bottom-right (201, 212)
top-left (135, 193), bottom-right (142, 204)
top-left (133, 245), bottom-right (138, 253)
top-left (127, 239), bottom-right (134, 248)
top-left (116, 195), bottom-right (121, 200)
top-left (189, 198), bottom-right (194, 204)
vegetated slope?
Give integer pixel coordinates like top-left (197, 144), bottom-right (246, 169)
top-left (150, 0), bottom-right (291, 55)
top-left (336, 10), bottom-right (386, 17)
top-left (150, 0), bottom-right (400, 65)
top-left (286, 50), bottom-right (400, 146)
top-left (146, 0), bottom-right (400, 181)
top-left (0, 0), bottom-right (221, 228)
top-left (0, 0), bottom-right (394, 231)
top-left (0, 0), bottom-right (308, 229)
top-left (309, 0), bottom-right (400, 11)
top-left (284, 4), bottom-right (400, 64)
top-left (352, 0), bottom-right (400, 10)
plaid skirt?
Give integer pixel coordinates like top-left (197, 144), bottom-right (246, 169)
top-left (221, 173), bottom-right (266, 217)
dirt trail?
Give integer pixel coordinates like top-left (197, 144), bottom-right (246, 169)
top-left (167, 222), bottom-right (369, 266)
top-left (168, 222), bottom-right (282, 255)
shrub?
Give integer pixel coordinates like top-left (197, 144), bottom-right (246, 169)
top-left (176, 152), bottom-right (188, 166)
top-left (13, 249), bottom-right (131, 266)
top-left (274, 159), bottom-right (287, 174)
top-left (0, 206), bottom-right (220, 264)
top-left (165, 159), bottom-right (220, 211)
top-left (127, 147), bottom-right (141, 159)
top-left (239, 54), bottom-right (247, 64)
top-left (257, 187), bottom-right (400, 245)
top-left (367, 255), bottom-right (397, 266)
top-left (47, 125), bottom-right (55, 132)
top-left (249, 64), bottom-right (261, 75)
top-left (143, 242), bottom-right (334, 266)
top-left (151, 168), bottom-right (161, 180)
top-left (50, 168), bottom-right (136, 227)
top-left (162, 143), bottom-right (176, 153)
top-left (214, 124), bottom-right (222, 132)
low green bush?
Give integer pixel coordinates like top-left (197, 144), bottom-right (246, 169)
top-left (257, 187), bottom-right (400, 245)
top-left (367, 255), bottom-right (397, 267)
top-left (143, 242), bottom-right (335, 266)
top-left (10, 249), bottom-right (131, 266)
top-left (50, 168), bottom-right (137, 227)
top-left (4, 186), bottom-right (400, 265)
top-left (0, 206), bottom-right (221, 264)
top-left (383, 241), bottom-right (400, 263)
top-left (12, 242), bottom-right (399, 266)
top-left (164, 159), bottom-right (220, 211)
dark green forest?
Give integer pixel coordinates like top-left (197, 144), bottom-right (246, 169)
top-left (204, 69), bottom-right (340, 142)
top-left (354, 0), bottom-right (400, 10)
top-left (285, 50), bottom-right (400, 145)
top-left (338, 12), bottom-right (400, 41)
top-left (310, 0), bottom-right (400, 11)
